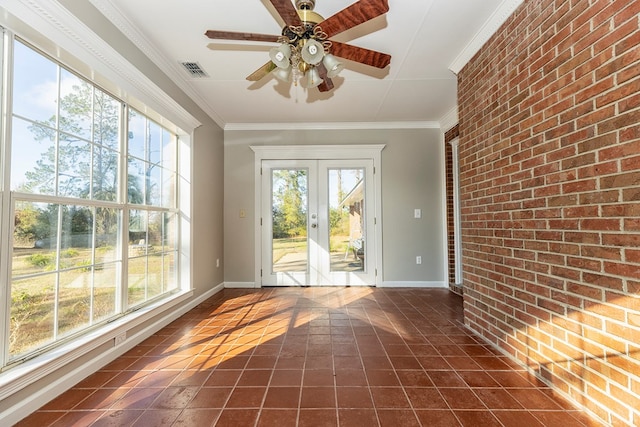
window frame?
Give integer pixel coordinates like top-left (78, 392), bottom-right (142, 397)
top-left (0, 32), bottom-right (184, 369)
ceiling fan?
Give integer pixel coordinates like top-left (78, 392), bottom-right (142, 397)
top-left (204, 0), bottom-right (391, 92)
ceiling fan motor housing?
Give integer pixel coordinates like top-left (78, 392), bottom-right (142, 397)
top-left (296, 0), bottom-right (315, 10)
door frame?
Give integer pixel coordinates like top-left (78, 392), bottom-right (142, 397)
top-left (251, 145), bottom-right (385, 287)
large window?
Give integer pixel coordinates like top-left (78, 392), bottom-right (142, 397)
top-left (3, 39), bottom-right (181, 364)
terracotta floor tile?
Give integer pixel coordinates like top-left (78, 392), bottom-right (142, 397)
top-left (15, 411), bottom-right (65, 427)
top-left (507, 388), bottom-right (565, 410)
top-left (150, 386), bottom-right (199, 409)
top-left (370, 387), bottom-right (411, 409)
top-left (270, 369), bottom-right (304, 386)
top-left (365, 369), bottom-right (400, 387)
top-left (237, 369), bottom-right (272, 387)
top-left (99, 357), bottom-right (135, 372)
top-left (333, 356), bottom-right (363, 370)
top-left (418, 356), bottom-right (452, 370)
top-left (492, 410), bottom-right (545, 426)
top-left (225, 386), bottom-right (266, 408)
top-left (396, 370), bottom-right (434, 387)
top-left (215, 355), bottom-right (249, 369)
top-left (110, 387), bottom-right (164, 410)
top-left (332, 343), bottom-right (359, 356)
top-left (301, 387), bottom-right (337, 408)
top-left (361, 356), bottom-right (393, 370)
top-left (74, 387), bottom-right (129, 410)
top-left (534, 410), bottom-right (599, 426)
top-left (473, 388), bottom-right (524, 410)
top-left (376, 409), bottom-right (421, 427)
top-left (252, 344), bottom-right (282, 356)
top-left (384, 344), bottom-right (413, 356)
top-left (15, 288), bottom-right (600, 427)
top-left (457, 370), bottom-right (501, 388)
top-left (73, 371), bottom-right (116, 389)
top-left (102, 370), bottom-right (148, 389)
top-left (130, 409), bottom-right (181, 427)
top-left (305, 355), bottom-right (334, 370)
top-left (92, 409), bottom-right (144, 427)
top-left (453, 410), bottom-right (502, 427)
top-left (246, 355), bottom-right (278, 369)
top-left (202, 369), bottom-right (240, 387)
top-left (404, 387), bottom-right (448, 409)
top-left (415, 409), bottom-right (462, 427)
top-left (40, 388), bottom-right (91, 411)
top-left (257, 409), bottom-right (299, 427)
top-left (135, 369), bottom-right (180, 388)
top-left (334, 369), bottom-right (368, 387)
top-left (215, 408), bottom-right (259, 427)
top-left (298, 409), bottom-right (338, 427)
top-left (388, 356), bottom-right (422, 370)
top-left (303, 368), bottom-right (336, 386)
top-left (49, 410), bottom-right (103, 427)
top-left (308, 343), bottom-right (333, 356)
top-left (338, 408), bottom-right (378, 427)
top-left (263, 386), bottom-right (301, 408)
top-left (336, 386), bottom-right (374, 408)
top-left (171, 369), bottom-right (211, 387)
top-left (436, 344), bottom-right (468, 357)
top-left (426, 370), bottom-right (467, 388)
top-left (172, 408), bottom-right (221, 426)
top-left (187, 387), bottom-right (232, 408)
top-left (158, 354), bottom-right (196, 370)
top-left (276, 355), bottom-right (306, 369)
top-left (474, 356), bottom-right (516, 371)
top-left (408, 344), bottom-right (439, 356)
top-left (445, 356), bottom-right (483, 370)
top-left (439, 388), bottom-right (486, 410)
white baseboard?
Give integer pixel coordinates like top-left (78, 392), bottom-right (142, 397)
top-left (224, 282), bottom-right (257, 289)
top-left (0, 283), bottom-right (224, 426)
top-left (379, 281), bottom-right (447, 288)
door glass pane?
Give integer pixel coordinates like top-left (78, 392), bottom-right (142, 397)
top-left (271, 169), bottom-right (308, 273)
top-left (328, 168), bottom-right (365, 272)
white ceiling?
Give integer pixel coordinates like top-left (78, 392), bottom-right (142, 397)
top-left (92, 0), bottom-right (521, 129)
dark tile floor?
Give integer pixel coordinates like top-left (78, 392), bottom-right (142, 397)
top-left (15, 287), bottom-right (601, 426)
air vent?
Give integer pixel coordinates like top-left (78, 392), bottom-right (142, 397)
top-left (180, 61), bottom-right (209, 78)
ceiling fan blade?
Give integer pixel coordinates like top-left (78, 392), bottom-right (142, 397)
top-left (246, 62), bottom-right (278, 81)
top-left (330, 41), bottom-right (391, 69)
top-left (205, 30), bottom-right (280, 43)
top-left (269, 0), bottom-right (303, 27)
top-left (316, 63), bottom-right (334, 92)
top-left (319, 0), bottom-right (389, 38)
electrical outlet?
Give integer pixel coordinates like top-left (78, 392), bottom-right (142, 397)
top-left (114, 332), bottom-right (126, 346)
top-left (416, 256), bottom-right (422, 265)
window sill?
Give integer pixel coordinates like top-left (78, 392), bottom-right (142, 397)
top-left (0, 289), bottom-right (194, 401)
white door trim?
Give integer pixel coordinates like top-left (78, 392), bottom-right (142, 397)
top-left (251, 145), bottom-right (385, 287)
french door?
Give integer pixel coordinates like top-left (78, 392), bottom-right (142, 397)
top-left (261, 159), bottom-right (376, 286)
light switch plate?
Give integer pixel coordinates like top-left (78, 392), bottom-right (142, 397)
top-left (414, 209), bottom-right (421, 219)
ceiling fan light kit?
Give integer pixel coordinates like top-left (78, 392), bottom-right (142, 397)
top-left (205, 0), bottom-right (391, 93)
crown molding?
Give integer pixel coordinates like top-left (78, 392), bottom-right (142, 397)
top-left (449, 0), bottom-right (524, 74)
top-left (1, 0), bottom-right (201, 132)
top-left (439, 106), bottom-right (459, 132)
top-left (90, 0), bottom-right (225, 129)
top-left (224, 121), bottom-right (441, 132)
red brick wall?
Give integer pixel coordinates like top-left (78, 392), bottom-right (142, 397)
top-left (458, 1), bottom-right (640, 425)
